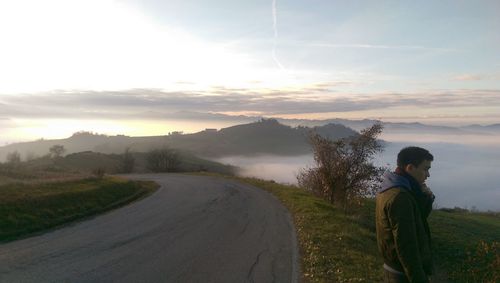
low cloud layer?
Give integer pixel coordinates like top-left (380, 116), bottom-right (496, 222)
top-left (453, 74), bottom-right (484, 81)
top-left (1, 88), bottom-right (499, 121)
top-left (213, 142), bottom-right (500, 211)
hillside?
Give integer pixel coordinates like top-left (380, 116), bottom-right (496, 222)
top-left (234, 176), bottom-right (500, 283)
top-left (163, 119), bottom-right (356, 156)
top-left (0, 119), bottom-right (358, 161)
top-left (0, 150), bottom-right (236, 184)
top-left (0, 177), bottom-right (159, 242)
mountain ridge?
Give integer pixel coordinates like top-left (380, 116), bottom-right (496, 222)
top-left (0, 119), bottom-right (358, 161)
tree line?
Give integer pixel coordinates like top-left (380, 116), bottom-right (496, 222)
top-left (1, 145), bottom-right (182, 176)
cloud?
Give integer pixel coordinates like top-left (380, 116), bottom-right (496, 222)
top-left (0, 1), bottom-right (261, 93)
top-left (452, 74), bottom-right (484, 81)
top-left (0, 88), bottom-right (498, 120)
top-left (271, 0), bottom-right (284, 70)
top-left (307, 43), bottom-right (460, 52)
top-left (0, 117), bottom-right (17, 132)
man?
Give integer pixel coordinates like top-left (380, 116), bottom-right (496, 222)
top-left (376, 146), bottom-right (435, 283)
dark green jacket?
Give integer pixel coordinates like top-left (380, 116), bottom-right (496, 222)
top-left (376, 173), bottom-right (434, 283)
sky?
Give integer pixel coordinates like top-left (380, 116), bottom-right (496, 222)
top-left (0, 0), bottom-right (499, 144)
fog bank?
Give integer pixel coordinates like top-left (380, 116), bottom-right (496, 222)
top-left (215, 155), bottom-right (314, 184)
top-left (214, 142), bottom-right (500, 212)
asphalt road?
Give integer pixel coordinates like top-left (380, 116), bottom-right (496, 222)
top-left (0, 174), bottom-right (299, 283)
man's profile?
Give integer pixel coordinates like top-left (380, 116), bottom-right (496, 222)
top-left (376, 146), bottom-right (435, 283)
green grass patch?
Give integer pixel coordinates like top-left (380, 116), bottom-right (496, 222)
top-left (430, 210), bottom-right (500, 282)
top-left (0, 177), bottom-right (159, 243)
top-left (195, 173), bottom-right (499, 282)
top-left (237, 177), bottom-right (383, 283)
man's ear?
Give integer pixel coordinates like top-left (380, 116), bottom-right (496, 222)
top-left (404, 164), bottom-right (414, 173)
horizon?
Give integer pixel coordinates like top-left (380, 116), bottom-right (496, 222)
top-left (0, 0), bottom-right (499, 144)
top-left (1, 115), bottom-right (499, 211)
top-left (2, 115), bottom-right (500, 146)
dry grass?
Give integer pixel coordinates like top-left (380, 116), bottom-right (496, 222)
top-left (0, 176), bottom-right (159, 242)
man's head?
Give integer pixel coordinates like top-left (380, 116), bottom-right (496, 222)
top-left (397, 146), bottom-right (434, 184)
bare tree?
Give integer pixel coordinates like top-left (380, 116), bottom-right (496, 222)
top-left (146, 147), bottom-right (181, 172)
top-left (6, 151), bottom-right (21, 164)
top-left (121, 147), bottom-right (135, 173)
top-left (297, 123), bottom-right (385, 212)
top-left (25, 151), bottom-right (38, 162)
top-left (92, 167), bottom-right (105, 179)
top-left (49, 145), bottom-right (66, 158)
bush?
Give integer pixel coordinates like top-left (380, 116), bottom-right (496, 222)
top-left (92, 168), bottom-right (105, 179)
top-left (146, 147), bottom-right (181, 172)
top-left (49, 145), bottom-right (66, 158)
top-left (121, 147), bottom-right (135, 173)
top-left (297, 123), bottom-right (384, 212)
top-left (459, 240), bottom-right (499, 283)
top-left (6, 151), bottom-right (21, 164)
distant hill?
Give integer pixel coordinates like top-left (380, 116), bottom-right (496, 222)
top-left (0, 119), bottom-right (358, 161)
top-left (0, 150), bottom-right (236, 183)
top-left (461, 123), bottom-right (500, 134)
top-left (163, 119), bottom-right (357, 156)
top-left (153, 111), bottom-right (500, 135)
top-left (277, 117), bottom-right (497, 135)
top-left (159, 111), bottom-right (500, 137)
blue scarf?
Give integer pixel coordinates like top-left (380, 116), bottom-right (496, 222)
top-left (379, 167), bottom-right (425, 197)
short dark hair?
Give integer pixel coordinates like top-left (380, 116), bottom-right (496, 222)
top-left (397, 146), bottom-right (434, 168)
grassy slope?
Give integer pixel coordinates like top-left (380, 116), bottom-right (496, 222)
top-left (238, 177), bottom-right (383, 283)
top-left (0, 177), bottom-right (159, 243)
top-left (0, 150), bottom-right (236, 180)
top-left (430, 211), bottom-right (500, 282)
top-left (219, 175), bottom-right (499, 283)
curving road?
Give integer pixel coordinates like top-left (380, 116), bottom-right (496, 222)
top-left (0, 174), bottom-right (299, 283)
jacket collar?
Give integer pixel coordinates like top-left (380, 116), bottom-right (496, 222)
top-left (379, 168), bottom-right (424, 196)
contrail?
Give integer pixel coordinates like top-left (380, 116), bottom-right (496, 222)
top-left (272, 0), bottom-right (285, 70)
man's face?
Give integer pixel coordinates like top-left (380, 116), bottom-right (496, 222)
top-left (405, 159), bottom-right (432, 184)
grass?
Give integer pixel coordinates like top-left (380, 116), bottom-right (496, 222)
top-left (0, 176), bottom-right (159, 243)
top-left (237, 177), bottom-right (383, 283)
top-left (430, 210), bottom-right (500, 282)
top-left (196, 173), bottom-right (499, 283)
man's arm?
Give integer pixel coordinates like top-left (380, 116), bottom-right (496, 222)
top-left (388, 194), bottom-right (429, 283)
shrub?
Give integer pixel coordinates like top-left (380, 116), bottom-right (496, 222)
top-left (49, 145), bottom-right (66, 158)
top-left (458, 240), bottom-right (499, 283)
top-left (92, 168), bottom-right (105, 179)
top-left (6, 151), bottom-right (21, 164)
top-left (297, 123), bottom-right (384, 212)
top-left (146, 147), bottom-right (181, 172)
top-left (121, 147), bottom-right (135, 173)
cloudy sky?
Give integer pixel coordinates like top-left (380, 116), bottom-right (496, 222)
top-left (0, 0), bottom-right (499, 144)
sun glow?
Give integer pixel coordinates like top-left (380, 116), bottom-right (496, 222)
top-left (7, 119), bottom-right (132, 141)
top-left (4, 118), bottom-right (241, 144)
top-left (0, 0), bottom-right (282, 93)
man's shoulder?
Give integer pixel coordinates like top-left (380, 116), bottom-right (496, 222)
top-left (378, 186), bottom-right (411, 197)
top-left (377, 187), bottom-right (414, 205)
top-left (377, 188), bottom-right (417, 217)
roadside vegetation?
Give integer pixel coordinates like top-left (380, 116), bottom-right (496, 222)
top-left (212, 175), bottom-right (383, 282)
top-left (1, 143), bottom-right (236, 181)
top-left (0, 176), bottom-right (158, 243)
top-left (231, 176), bottom-right (499, 283)
top-left (297, 123), bottom-right (384, 212)
top-left (430, 209), bottom-right (499, 283)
